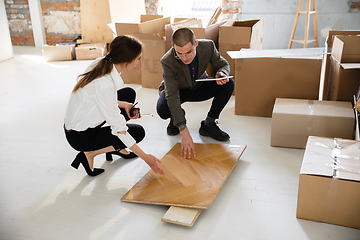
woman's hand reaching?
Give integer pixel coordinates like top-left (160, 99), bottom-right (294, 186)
top-left (143, 154), bottom-right (165, 175)
top-left (129, 144), bottom-right (165, 175)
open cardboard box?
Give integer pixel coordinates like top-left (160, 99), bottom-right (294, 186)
top-left (75, 43), bottom-right (107, 60)
top-left (328, 35), bottom-right (360, 102)
top-left (227, 48), bottom-right (323, 117)
top-left (108, 15), bottom-right (170, 87)
top-left (297, 136), bottom-right (360, 229)
top-left (165, 18), bottom-right (226, 52)
top-left (107, 15), bottom-right (169, 38)
top-left (219, 19), bottom-right (264, 83)
top-left (271, 98), bottom-right (355, 149)
top-left (319, 30), bottom-right (360, 100)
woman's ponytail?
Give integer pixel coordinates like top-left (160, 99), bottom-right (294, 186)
top-left (72, 35), bottom-right (143, 93)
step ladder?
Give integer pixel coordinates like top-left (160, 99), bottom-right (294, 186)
top-left (288, 0), bottom-right (319, 48)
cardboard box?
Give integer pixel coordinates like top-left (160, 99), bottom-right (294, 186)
top-left (75, 43), bottom-right (107, 60)
top-left (271, 98), bottom-right (355, 149)
top-left (133, 32), bottom-right (165, 89)
top-left (108, 15), bottom-right (169, 38)
top-left (108, 16), bottom-right (170, 87)
top-left (320, 31), bottom-right (360, 100)
top-left (42, 44), bottom-right (74, 62)
top-left (328, 35), bottom-right (360, 102)
top-left (120, 63), bottom-right (142, 85)
top-left (297, 136), bottom-right (360, 229)
top-left (219, 19), bottom-right (264, 81)
top-left (165, 18), bottom-right (226, 52)
top-left (228, 48), bottom-right (323, 117)
top-left (140, 15), bottom-right (163, 23)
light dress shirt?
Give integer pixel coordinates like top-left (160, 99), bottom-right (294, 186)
top-left (64, 58), bottom-right (136, 148)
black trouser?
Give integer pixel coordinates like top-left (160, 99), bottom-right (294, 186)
top-left (65, 87), bottom-right (145, 152)
top-left (156, 79), bottom-right (234, 122)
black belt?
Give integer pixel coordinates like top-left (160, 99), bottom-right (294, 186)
top-left (64, 121), bottom-right (106, 132)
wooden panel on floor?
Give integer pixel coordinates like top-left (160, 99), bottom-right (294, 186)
top-left (161, 206), bottom-right (202, 227)
top-left (80, 0), bottom-right (113, 43)
top-left (122, 143), bottom-right (246, 209)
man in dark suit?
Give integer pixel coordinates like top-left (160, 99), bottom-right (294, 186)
top-left (156, 27), bottom-right (234, 159)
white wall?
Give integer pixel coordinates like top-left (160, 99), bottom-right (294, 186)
top-left (29, 0), bottom-right (46, 47)
top-left (239, 0), bottom-right (360, 49)
top-left (0, 0), bottom-right (13, 62)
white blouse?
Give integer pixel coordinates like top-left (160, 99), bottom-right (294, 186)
top-left (64, 58), bottom-right (136, 148)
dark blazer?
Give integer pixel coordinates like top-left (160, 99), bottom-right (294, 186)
top-left (159, 39), bottom-right (230, 127)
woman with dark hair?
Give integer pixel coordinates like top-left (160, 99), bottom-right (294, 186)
top-left (64, 35), bottom-right (164, 176)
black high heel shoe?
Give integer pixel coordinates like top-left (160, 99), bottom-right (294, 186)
top-left (71, 152), bottom-right (104, 176)
top-left (106, 150), bottom-right (138, 161)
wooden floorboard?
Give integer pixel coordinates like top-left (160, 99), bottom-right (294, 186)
top-left (121, 143), bottom-right (246, 209)
top-left (161, 206), bottom-right (202, 227)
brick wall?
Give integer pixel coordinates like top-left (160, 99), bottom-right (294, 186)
top-left (5, 0), bottom-right (81, 46)
top-left (5, 0), bottom-right (156, 46)
top-left (41, 0), bottom-right (81, 45)
top-left (5, 0), bottom-right (34, 46)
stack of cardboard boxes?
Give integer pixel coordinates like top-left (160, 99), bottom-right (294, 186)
top-left (41, 14), bottom-right (266, 91)
top-left (278, 34), bottom-right (359, 230)
top-left (43, 15), bottom-right (255, 90)
top-left (226, 30), bottom-right (360, 229)
top-left (269, 34), bottom-right (360, 148)
top-left (42, 41), bottom-right (108, 61)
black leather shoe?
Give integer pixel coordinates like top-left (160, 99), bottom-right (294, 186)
top-left (106, 150), bottom-right (138, 161)
top-left (199, 120), bottom-right (230, 141)
top-left (167, 120), bottom-right (180, 136)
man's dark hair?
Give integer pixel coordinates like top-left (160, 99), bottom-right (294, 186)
top-left (172, 27), bottom-right (196, 47)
